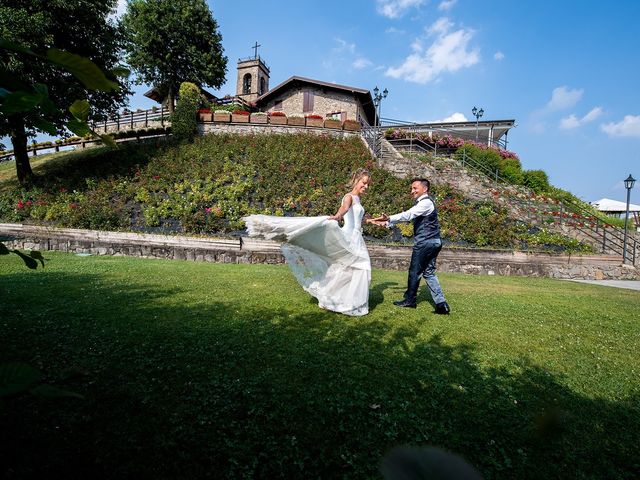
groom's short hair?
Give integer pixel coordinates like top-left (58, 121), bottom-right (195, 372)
top-left (411, 177), bottom-right (430, 191)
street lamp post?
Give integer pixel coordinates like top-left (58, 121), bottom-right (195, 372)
top-left (373, 86), bottom-right (388, 127)
top-left (472, 106), bottom-right (484, 142)
top-left (622, 174), bottom-right (636, 264)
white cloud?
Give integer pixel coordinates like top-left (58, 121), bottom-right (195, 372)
top-left (438, 0), bottom-right (457, 11)
top-left (353, 58), bottom-right (373, 69)
top-left (115, 0), bottom-right (127, 16)
top-left (385, 17), bottom-right (479, 84)
top-left (559, 114), bottom-right (580, 130)
top-left (435, 112), bottom-right (467, 122)
top-left (385, 27), bottom-right (406, 34)
top-left (333, 38), bottom-right (356, 54)
top-left (601, 115), bottom-right (640, 137)
top-left (583, 107), bottom-right (603, 122)
top-left (559, 107), bottom-right (603, 130)
top-left (376, 0), bottom-right (425, 19)
top-left (545, 86), bottom-right (583, 112)
top-left (493, 51), bottom-right (504, 61)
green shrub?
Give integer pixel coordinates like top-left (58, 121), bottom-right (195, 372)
top-left (523, 169), bottom-right (550, 193)
top-left (171, 82), bottom-right (202, 142)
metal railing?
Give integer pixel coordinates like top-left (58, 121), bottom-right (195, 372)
top-left (393, 142), bottom-right (637, 264)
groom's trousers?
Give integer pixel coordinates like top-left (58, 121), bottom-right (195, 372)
top-left (404, 238), bottom-right (446, 305)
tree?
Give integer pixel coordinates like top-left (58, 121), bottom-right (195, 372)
top-left (122, 0), bottom-right (227, 113)
top-left (172, 82), bottom-right (203, 142)
top-left (0, 0), bottom-right (131, 185)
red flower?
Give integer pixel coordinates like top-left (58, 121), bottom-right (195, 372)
top-left (59, 187), bottom-right (67, 193)
top-left (16, 201), bottom-right (24, 209)
top-left (270, 111), bottom-right (286, 117)
top-left (232, 110), bottom-right (250, 115)
top-left (69, 203), bottom-right (78, 209)
top-left (153, 175), bottom-right (160, 180)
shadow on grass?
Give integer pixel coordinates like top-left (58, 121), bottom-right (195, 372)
top-left (1, 270), bottom-right (639, 479)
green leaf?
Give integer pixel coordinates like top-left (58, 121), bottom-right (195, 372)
top-left (111, 66), bottom-right (131, 78)
top-left (67, 118), bottom-right (92, 137)
top-left (99, 133), bottom-right (117, 148)
top-left (34, 119), bottom-right (58, 136)
top-left (46, 49), bottom-right (119, 92)
top-left (30, 384), bottom-right (84, 400)
top-left (69, 99), bottom-right (90, 122)
top-left (0, 39), bottom-right (37, 57)
top-left (0, 363), bottom-right (43, 397)
top-left (0, 90), bottom-right (43, 114)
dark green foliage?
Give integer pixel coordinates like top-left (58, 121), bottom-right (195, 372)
top-left (523, 169), bottom-right (551, 193)
top-left (122, 0), bottom-right (227, 108)
top-left (171, 82), bottom-right (201, 142)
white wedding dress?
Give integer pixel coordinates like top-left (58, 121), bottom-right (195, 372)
top-left (243, 195), bottom-right (371, 316)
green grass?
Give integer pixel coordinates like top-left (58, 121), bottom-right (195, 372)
top-left (1, 252), bottom-right (639, 478)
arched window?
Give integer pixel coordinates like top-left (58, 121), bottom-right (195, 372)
top-left (242, 73), bottom-right (252, 95)
top-left (259, 77), bottom-right (266, 95)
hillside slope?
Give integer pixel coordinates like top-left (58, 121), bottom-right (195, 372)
top-left (0, 133), bottom-right (588, 252)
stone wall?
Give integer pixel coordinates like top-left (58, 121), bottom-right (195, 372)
top-left (261, 86), bottom-right (364, 122)
top-left (200, 123), bottom-right (360, 139)
top-left (2, 224), bottom-right (637, 280)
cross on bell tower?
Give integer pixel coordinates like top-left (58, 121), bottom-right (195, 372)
top-left (252, 41), bottom-right (261, 59)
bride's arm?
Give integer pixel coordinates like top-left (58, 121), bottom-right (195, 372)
top-left (329, 194), bottom-right (352, 221)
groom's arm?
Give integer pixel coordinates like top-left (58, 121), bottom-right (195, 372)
top-left (388, 199), bottom-right (434, 226)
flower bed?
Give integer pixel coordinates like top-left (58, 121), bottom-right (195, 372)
top-left (305, 114), bottom-right (323, 127)
top-left (231, 110), bottom-right (250, 123)
top-left (197, 109), bottom-right (212, 122)
top-left (250, 112), bottom-right (268, 124)
top-left (213, 110), bottom-right (231, 122)
top-left (324, 118), bottom-right (342, 129)
top-left (269, 112), bottom-right (287, 125)
top-left (287, 115), bottom-right (305, 126)
top-left (343, 119), bottom-right (361, 131)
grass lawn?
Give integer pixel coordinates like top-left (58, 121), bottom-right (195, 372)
top-left (1, 252), bottom-right (639, 479)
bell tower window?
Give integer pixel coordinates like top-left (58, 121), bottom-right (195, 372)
top-left (242, 74), bottom-right (252, 95)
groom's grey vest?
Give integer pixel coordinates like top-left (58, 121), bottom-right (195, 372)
top-left (413, 196), bottom-right (441, 245)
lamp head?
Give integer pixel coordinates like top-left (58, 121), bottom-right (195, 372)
top-left (472, 106), bottom-right (477, 116)
top-left (383, 88), bottom-right (388, 98)
top-left (479, 108), bottom-right (484, 117)
top-left (624, 174), bottom-right (636, 190)
top-left (373, 86), bottom-right (379, 97)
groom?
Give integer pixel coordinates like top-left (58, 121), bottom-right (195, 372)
top-left (377, 177), bottom-right (450, 314)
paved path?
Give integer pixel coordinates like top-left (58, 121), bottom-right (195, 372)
top-left (567, 280), bottom-right (640, 291)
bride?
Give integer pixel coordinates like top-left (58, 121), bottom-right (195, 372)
top-left (243, 169), bottom-right (375, 316)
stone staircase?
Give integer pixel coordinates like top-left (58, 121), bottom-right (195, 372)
top-left (375, 137), bottom-right (639, 263)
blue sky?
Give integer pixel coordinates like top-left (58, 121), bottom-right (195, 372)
top-left (123, 1), bottom-right (639, 202)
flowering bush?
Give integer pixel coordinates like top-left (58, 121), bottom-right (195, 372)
top-left (305, 114), bottom-right (323, 120)
top-left (232, 110), bottom-right (250, 116)
top-left (198, 109), bottom-right (211, 114)
top-left (269, 111), bottom-right (286, 117)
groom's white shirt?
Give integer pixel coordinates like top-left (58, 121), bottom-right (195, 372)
top-left (388, 194), bottom-right (434, 225)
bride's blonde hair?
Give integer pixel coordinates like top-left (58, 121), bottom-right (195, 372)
top-left (349, 168), bottom-right (371, 189)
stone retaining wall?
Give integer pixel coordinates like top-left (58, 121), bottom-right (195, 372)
top-left (2, 224), bottom-right (637, 280)
top-left (199, 123), bottom-right (359, 139)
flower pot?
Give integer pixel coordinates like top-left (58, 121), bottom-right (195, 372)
top-left (213, 112), bottom-right (230, 122)
top-left (287, 117), bottom-right (305, 126)
top-left (250, 114), bottom-right (268, 124)
top-left (324, 119), bottom-right (342, 129)
top-left (305, 117), bottom-right (323, 128)
top-left (198, 112), bottom-right (212, 122)
top-left (231, 113), bottom-right (250, 123)
top-left (342, 120), bottom-right (361, 131)
top-left (269, 115), bottom-right (287, 125)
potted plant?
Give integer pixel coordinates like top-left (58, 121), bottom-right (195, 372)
top-left (250, 112), bottom-right (268, 124)
top-left (287, 114), bottom-right (305, 126)
top-left (305, 114), bottom-right (323, 128)
top-left (231, 109), bottom-right (250, 123)
top-left (198, 108), bottom-right (212, 122)
top-left (269, 111), bottom-right (287, 125)
top-left (324, 117), bottom-right (342, 129)
top-left (214, 110), bottom-right (231, 122)
top-left (342, 119), bottom-right (361, 131)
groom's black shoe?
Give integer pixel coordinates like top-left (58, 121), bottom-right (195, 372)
top-left (393, 299), bottom-right (417, 308)
top-left (434, 302), bottom-right (450, 315)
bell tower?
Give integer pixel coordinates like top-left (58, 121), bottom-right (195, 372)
top-left (236, 42), bottom-right (270, 102)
